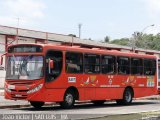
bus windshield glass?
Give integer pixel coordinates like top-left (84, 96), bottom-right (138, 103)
top-left (6, 56), bottom-right (43, 80)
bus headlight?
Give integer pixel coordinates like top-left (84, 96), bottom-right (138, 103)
top-left (5, 87), bottom-right (11, 93)
top-left (27, 84), bottom-right (43, 94)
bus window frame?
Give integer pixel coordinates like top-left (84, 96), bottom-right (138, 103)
top-left (84, 53), bottom-right (100, 74)
top-left (143, 58), bottom-right (156, 76)
top-left (117, 56), bottom-right (130, 75)
top-left (65, 51), bottom-right (83, 74)
top-left (131, 57), bottom-right (143, 75)
top-left (101, 55), bottom-right (116, 75)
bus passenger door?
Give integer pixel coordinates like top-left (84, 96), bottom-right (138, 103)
top-left (45, 50), bottom-right (63, 88)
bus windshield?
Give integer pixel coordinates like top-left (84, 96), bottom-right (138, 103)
top-left (6, 56), bottom-right (43, 80)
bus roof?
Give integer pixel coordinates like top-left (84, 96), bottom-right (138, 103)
top-left (8, 43), bottom-right (157, 59)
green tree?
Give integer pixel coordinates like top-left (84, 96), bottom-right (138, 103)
top-left (109, 33), bottom-right (160, 51)
top-left (109, 38), bottom-right (129, 46)
top-left (148, 34), bottom-right (160, 50)
top-left (68, 34), bottom-right (76, 37)
top-left (104, 36), bottom-right (110, 42)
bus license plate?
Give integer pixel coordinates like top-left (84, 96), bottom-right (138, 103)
top-left (15, 94), bottom-right (22, 97)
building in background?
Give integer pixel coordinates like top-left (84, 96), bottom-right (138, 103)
top-left (0, 25), bottom-right (160, 89)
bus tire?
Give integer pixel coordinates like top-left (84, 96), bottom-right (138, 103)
top-left (116, 88), bottom-right (133, 105)
top-left (30, 101), bottom-right (44, 108)
top-left (92, 100), bottom-right (106, 105)
top-left (60, 90), bottom-right (75, 109)
top-left (116, 100), bottom-right (123, 105)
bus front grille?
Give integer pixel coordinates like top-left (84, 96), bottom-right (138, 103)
top-left (11, 94), bottom-right (27, 99)
top-left (10, 89), bottom-right (28, 93)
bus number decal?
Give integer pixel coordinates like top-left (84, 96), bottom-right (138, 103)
top-left (68, 77), bottom-right (76, 83)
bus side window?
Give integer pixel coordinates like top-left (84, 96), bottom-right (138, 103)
top-left (101, 55), bottom-right (116, 74)
top-left (66, 52), bottom-right (83, 73)
top-left (84, 54), bottom-right (100, 74)
top-left (117, 57), bottom-right (130, 74)
top-left (144, 59), bottom-right (156, 75)
top-left (131, 58), bottom-right (143, 75)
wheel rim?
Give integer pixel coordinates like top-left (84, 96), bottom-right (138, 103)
top-left (125, 91), bottom-right (131, 102)
top-left (65, 93), bottom-right (73, 105)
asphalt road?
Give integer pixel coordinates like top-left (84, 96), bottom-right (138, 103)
top-left (0, 99), bottom-right (160, 120)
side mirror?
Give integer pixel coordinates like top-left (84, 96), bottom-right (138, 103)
top-left (0, 56), bottom-right (3, 65)
top-left (49, 59), bottom-right (54, 69)
top-left (48, 59), bottom-right (54, 74)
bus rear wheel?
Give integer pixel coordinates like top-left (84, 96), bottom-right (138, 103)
top-left (92, 100), bottom-right (106, 105)
top-left (30, 101), bottom-right (44, 108)
top-left (60, 90), bottom-right (75, 109)
top-left (116, 88), bottom-right (133, 105)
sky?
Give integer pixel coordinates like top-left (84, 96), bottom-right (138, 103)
top-left (0, 0), bottom-right (160, 41)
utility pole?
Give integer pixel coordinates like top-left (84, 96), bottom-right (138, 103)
top-left (78, 23), bottom-right (82, 38)
top-left (131, 24), bottom-right (155, 52)
top-left (16, 17), bottom-right (20, 28)
top-left (16, 17), bottom-right (20, 44)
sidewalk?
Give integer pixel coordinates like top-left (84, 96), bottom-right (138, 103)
top-left (0, 89), bottom-right (30, 109)
top-left (0, 90), bottom-right (54, 109)
top-left (0, 96), bottom-right (29, 106)
top-left (0, 89), bottom-right (4, 96)
top-left (0, 96), bottom-right (30, 109)
top-left (137, 95), bottom-right (160, 100)
top-left (0, 89), bottom-right (31, 108)
top-left (0, 89), bottom-right (159, 109)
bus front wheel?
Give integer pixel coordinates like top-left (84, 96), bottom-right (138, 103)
top-left (30, 101), bottom-right (44, 108)
top-left (60, 90), bottom-right (75, 109)
top-left (116, 88), bottom-right (133, 105)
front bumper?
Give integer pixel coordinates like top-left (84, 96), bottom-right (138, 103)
top-left (5, 87), bottom-right (65, 102)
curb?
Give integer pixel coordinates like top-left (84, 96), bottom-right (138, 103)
top-left (134, 95), bottom-right (160, 100)
top-left (0, 92), bottom-right (4, 96)
top-left (0, 99), bottom-right (159, 109)
top-left (0, 90), bottom-right (4, 96)
top-left (0, 96), bottom-right (159, 109)
top-left (0, 101), bottom-right (91, 109)
top-left (0, 103), bottom-right (55, 109)
top-left (0, 104), bottom-right (31, 109)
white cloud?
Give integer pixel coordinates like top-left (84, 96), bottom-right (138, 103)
top-left (5, 0), bottom-right (46, 18)
top-left (143, 0), bottom-right (160, 18)
top-left (148, 0), bottom-right (160, 12)
top-left (0, 0), bottom-right (46, 28)
top-left (141, 0), bottom-right (160, 34)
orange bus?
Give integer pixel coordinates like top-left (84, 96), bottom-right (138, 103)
top-left (4, 44), bottom-right (158, 109)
